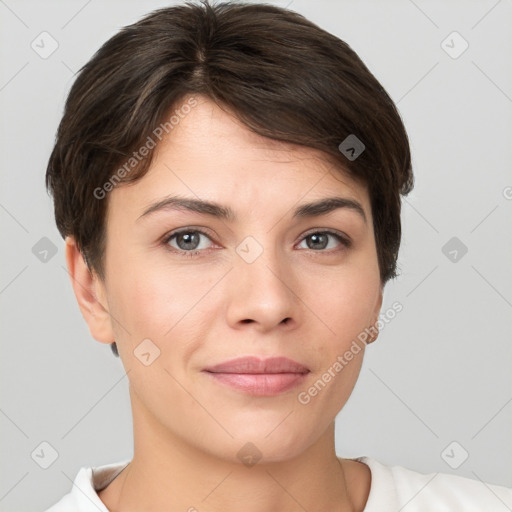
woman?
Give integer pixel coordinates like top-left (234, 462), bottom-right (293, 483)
top-left (44, 1), bottom-right (512, 510)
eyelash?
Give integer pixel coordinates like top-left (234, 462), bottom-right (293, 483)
top-left (161, 228), bottom-right (352, 258)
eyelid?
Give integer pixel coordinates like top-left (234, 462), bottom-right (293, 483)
top-left (161, 227), bottom-right (217, 247)
top-left (161, 226), bottom-right (352, 256)
top-left (300, 227), bottom-right (352, 247)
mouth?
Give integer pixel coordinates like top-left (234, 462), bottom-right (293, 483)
top-left (202, 356), bottom-right (310, 396)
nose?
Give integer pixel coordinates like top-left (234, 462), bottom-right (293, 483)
top-left (225, 243), bottom-right (299, 332)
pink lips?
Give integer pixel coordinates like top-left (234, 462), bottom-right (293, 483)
top-left (202, 356), bottom-right (310, 396)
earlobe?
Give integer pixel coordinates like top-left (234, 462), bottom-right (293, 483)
top-left (364, 286), bottom-right (383, 345)
top-left (374, 285), bottom-right (383, 324)
top-left (64, 236), bottom-right (114, 345)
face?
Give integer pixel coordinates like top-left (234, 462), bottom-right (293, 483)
top-left (77, 95), bottom-right (383, 464)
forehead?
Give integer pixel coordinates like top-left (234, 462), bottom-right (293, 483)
top-left (110, 95), bottom-right (370, 218)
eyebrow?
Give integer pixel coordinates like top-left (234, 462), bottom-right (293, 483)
top-left (137, 195), bottom-right (367, 224)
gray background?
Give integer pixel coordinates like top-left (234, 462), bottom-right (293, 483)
top-left (1, 0), bottom-right (511, 510)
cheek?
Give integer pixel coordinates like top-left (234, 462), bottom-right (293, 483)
top-left (305, 267), bottom-right (380, 346)
top-left (108, 241), bottom-right (175, 322)
top-left (107, 252), bottom-right (216, 360)
top-left (111, 274), bottom-right (170, 339)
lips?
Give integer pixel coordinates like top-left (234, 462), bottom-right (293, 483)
top-left (202, 356), bottom-right (310, 396)
top-left (203, 356), bottom-right (310, 374)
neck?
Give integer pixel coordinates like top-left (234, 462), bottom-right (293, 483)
top-left (99, 389), bottom-right (365, 512)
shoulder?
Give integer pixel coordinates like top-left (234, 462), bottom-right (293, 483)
top-left (43, 460), bottom-right (130, 512)
top-left (43, 467), bottom-right (94, 511)
top-left (356, 456), bottom-right (512, 512)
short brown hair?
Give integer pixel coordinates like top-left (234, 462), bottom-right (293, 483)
top-left (46, 0), bottom-right (413, 286)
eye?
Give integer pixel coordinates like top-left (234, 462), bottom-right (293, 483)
top-left (297, 230), bottom-right (351, 252)
top-left (163, 228), bottom-right (214, 257)
top-left (162, 228), bottom-right (351, 258)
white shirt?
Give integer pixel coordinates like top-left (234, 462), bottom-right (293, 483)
top-left (44, 456), bottom-right (512, 511)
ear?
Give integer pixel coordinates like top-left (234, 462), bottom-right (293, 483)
top-left (371, 283), bottom-right (384, 326)
top-left (65, 236), bottom-right (114, 345)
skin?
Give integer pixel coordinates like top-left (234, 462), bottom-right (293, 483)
top-left (66, 94), bottom-right (382, 512)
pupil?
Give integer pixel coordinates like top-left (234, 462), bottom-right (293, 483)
top-left (176, 232), bottom-right (328, 251)
top-left (309, 233), bottom-right (327, 250)
top-left (179, 232), bottom-right (199, 250)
